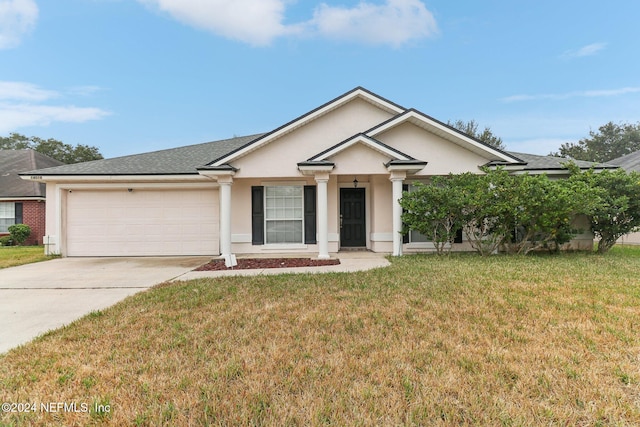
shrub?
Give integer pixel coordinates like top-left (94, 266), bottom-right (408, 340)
top-left (0, 235), bottom-right (13, 246)
top-left (400, 168), bottom-right (596, 256)
top-left (8, 224), bottom-right (31, 246)
top-left (568, 166), bottom-right (640, 253)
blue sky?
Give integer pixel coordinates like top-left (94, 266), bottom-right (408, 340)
top-left (1, 0), bottom-right (638, 158)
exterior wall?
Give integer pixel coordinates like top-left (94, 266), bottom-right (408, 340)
top-left (0, 199), bottom-right (46, 245)
top-left (369, 175), bottom-right (393, 252)
top-left (376, 122), bottom-right (490, 175)
top-left (329, 143), bottom-right (392, 175)
top-left (230, 177), bottom-right (330, 255)
top-left (617, 232), bottom-right (640, 245)
top-left (22, 200), bottom-right (46, 245)
top-left (561, 214), bottom-right (594, 251)
top-left (232, 98), bottom-right (396, 178)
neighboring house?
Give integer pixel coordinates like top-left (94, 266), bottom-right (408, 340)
top-left (0, 150), bottom-right (63, 245)
top-left (21, 87), bottom-right (611, 257)
top-left (608, 150), bottom-right (640, 244)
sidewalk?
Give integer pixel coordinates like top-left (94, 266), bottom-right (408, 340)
top-left (174, 252), bottom-right (391, 281)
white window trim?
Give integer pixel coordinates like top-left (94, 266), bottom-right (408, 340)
top-left (0, 202), bottom-right (16, 233)
top-left (264, 184), bottom-right (305, 245)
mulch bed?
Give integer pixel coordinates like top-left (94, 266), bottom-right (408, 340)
top-left (194, 257), bottom-right (340, 271)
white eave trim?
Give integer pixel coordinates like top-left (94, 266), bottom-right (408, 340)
top-left (20, 174), bottom-right (211, 183)
top-left (297, 164), bottom-right (335, 176)
top-left (309, 134), bottom-right (413, 162)
top-left (211, 88), bottom-right (406, 167)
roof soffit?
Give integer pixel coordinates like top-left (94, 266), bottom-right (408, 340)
top-left (210, 87), bottom-right (406, 167)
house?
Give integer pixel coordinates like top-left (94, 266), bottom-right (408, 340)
top-left (1, 149), bottom-right (63, 245)
top-left (21, 87), bottom-right (609, 257)
top-left (608, 150), bottom-right (640, 244)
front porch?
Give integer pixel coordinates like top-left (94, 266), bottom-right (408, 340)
top-left (204, 170), bottom-right (425, 260)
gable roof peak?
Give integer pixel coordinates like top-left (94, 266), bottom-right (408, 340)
top-left (209, 86), bottom-right (406, 167)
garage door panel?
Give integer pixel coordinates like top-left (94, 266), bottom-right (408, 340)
top-left (66, 189), bottom-right (219, 256)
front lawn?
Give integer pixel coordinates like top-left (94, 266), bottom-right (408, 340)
top-left (1, 247), bottom-right (639, 425)
top-left (0, 246), bottom-right (52, 269)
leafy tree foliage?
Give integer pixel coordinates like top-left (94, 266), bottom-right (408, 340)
top-left (568, 165), bottom-right (640, 253)
top-left (448, 119), bottom-right (506, 151)
top-left (0, 133), bottom-right (103, 164)
top-left (400, 178), bottom-right (466, 255)
top-left (552, 121), bottom-right (640, 162)
top-left (400, 169), bottom-right (596, 256)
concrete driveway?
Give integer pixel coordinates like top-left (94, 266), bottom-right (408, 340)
top-left (0, 257), bottom-right (209, 354)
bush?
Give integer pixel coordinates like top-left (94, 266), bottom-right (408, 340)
top-left (568, 166), bottom-right (640, 253)
top-left (0, 235), bottom-right (13, 246)
top-left (400, 168), bottom-right (596, 256)
top-left (8, 224), bottom-right (31, 246)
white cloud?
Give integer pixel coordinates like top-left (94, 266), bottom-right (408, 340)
top-left (310, 0), bottom-right (438, 46)
top-left (137, 0), bottom-right (438, 46)
top-left (0, 81), bottom-right (111, 133)
top-left (501, 87), bottom-right (640, 103)
top-left (0, 81), bottom-right (57, 101)
top-left (138, 0), bottom-right (292, 46)
top-left (561, 42), bottom-right (607, 59)
top-left (0, 0), bottom-right (38, 49)
top-left (0, 104), bottom-right (111, 133)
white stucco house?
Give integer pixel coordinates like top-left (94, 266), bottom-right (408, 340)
top-left (21, 87), bottom-right (609, 258)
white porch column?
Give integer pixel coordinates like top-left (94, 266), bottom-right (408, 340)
top-left (390, 171), bottom-right (407, 256)
top-left (218, 175), bottom-right (233, 257)
top-left (315, 172), bottom-right (330, 259)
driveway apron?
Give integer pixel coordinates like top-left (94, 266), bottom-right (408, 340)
top-left (0, 257), bottom-right (209, 354)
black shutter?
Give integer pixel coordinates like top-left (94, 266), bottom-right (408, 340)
top-left (15, 202), bottom-right (23, 224)
top-left (304, 186), bottom-right (317, 244)
top-left (402, 184), bottom-right (409, 244)
top-left (251, 186), bottom-right (264, 245)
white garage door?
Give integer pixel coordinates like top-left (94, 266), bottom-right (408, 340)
top-left (66, 188), bottom-right (219, 256)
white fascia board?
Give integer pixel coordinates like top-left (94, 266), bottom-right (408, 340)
top-left (367, 110), bottom-right (521, 163)
top-left (53, 182), bottom-right (218, 190)
top-left (297, 164), bottom-right (335, 175)
top-left (20, 174), bottom-right (210, 183)
top-left (313, 134), bottom-right (412, 161)
top-left (212, 88), bottom-right (406, 167)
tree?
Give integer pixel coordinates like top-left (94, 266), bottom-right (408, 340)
top-left (552, 121), bottom-right (640, 162)
top-left (568, 166), bottom-right (640, 253)
top-left (400, 178), bottom-right (466, 255)
top-left (0, 133), bottom-right (103, 163)
top-left (500, 173), bottom-right (596, 254)
top-left (448, 119), bottom-right (506, 151)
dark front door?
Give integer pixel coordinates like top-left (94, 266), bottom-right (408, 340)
top-left (340, 188), bottom-right (366, 247)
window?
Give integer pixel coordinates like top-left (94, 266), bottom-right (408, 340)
top-left (0, 202), bottom-right (16, 233)
top-left (265, 186), bottom-right (303, 244)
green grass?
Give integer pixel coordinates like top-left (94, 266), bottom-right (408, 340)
top-left (0, 246), bottom-right (54, 269)
top-left (1, 246), bottom-right (640, 425)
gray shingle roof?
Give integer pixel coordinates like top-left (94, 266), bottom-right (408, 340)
top-left (23, 134), bottom-right (264, 176)
top-left (0, 150), bottom-right (63, 198)
top-left (506, 151), bottom-right (616, 171)
top-left (20, 134), bottom-right (616, 179)
top-left (607, 150), bottom-right (640, 172)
